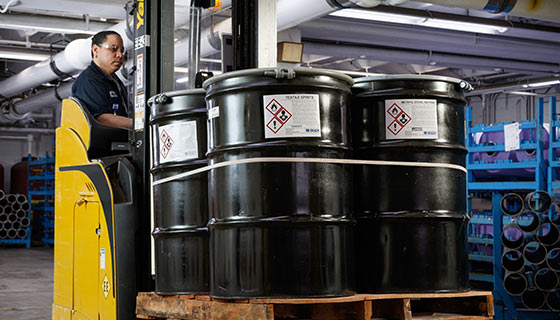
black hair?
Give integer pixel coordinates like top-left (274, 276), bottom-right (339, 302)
top-left (91, 30), bottom-right (122, 57)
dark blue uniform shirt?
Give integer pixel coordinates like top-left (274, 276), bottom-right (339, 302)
top-left (72, 62), bottom-right (129, 118)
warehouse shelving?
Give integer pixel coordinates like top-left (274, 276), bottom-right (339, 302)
top-left (466, 99), bottom-right (559, 320)
top-left (466, 102), bottom-right (547, 192)
top-left (0, 196), bottom-right (31, 248)
top-left (547, 96), bottom-right (560, 195)
top-left (28, 153), bottom-right (55, 247)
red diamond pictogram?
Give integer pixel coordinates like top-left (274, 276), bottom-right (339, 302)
top-left (275, 107), bottom-right (292, 123)
top-left (387, 103), bottom-right (403, 119)
top-left (266, 117), bottom-right (284, 133)
top-left (265, 99), bottom-right (283, 115)
top-left (396, 111), bottom-right (411, 126)
top-left (160, 129), bottom-right (169, 142)
top-left (160, 145), bottom-right (170, 158)
top-left (164, 135), bottom-right (174, 149)
top-left (387, 120), bottom-right (404, 135)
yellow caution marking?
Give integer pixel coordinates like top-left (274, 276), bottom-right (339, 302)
top-left (209, 0), bottom-right (222, 12)
top-left (528, 0), bottom-right (543, 12)
top-left (102, 275), bottom-right (111, 299)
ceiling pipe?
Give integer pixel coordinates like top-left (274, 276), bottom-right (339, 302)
top-left (465, 75), bottom-right (560, 96)
top-left (0, 0), bottom-right (20, 14)
top-left (13, 83), bottom-right (72, 115)
top-left (2, 0), bottom-right (559, 103)
top-left (0, 1), bottom-right (232, 99)
top-left (0, 82), bottom-right (71, 123)
top-left (174, 0), bottom-right (356, 65)
top-left (410, 0), bottom-right (560, 23)
top-left (1, 0), bottom-right (357, 122)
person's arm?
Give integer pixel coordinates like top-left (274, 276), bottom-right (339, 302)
top-left (96, 113), bottom-right (133, 129)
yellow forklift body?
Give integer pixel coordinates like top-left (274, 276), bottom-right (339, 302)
top-left (53, 98), bottom-right (117, 320)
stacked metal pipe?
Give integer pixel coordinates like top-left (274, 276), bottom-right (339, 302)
top-left (0, 190), bottom-right (30, 240)
top-left (500, 191), bottom-right (560, 311)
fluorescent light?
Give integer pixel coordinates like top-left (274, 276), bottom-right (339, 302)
top-left (329, 9), bottom-right (508, 35)
top-left (423, 19), bottom-right (507, 34)
top-left (507, 91), bottom-right (541, 96)
top-left (174, 67), bottom-right (189, 73)
top-left (522, 80), bottom-right (560, 88)
top-left (0, 52), bottom-right (49, 61)
top-left (176, 76), bottom-right (189, 83)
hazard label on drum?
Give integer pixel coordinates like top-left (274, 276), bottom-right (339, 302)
top-left (158, 121), bottom-right (198, 163)
top-left (385, 99), bottom-right (438, 140)
top-left (263, 94), bottom-right (321, 139)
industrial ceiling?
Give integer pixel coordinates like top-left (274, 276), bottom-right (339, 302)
top-left (0, 0), bottom-right (559, 127)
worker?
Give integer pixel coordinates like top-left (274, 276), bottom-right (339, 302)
top-left (72, 30), bottom-right (132, 129)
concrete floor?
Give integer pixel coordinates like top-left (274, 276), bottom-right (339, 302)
top-left (0, 247), bottom-right (54, 320)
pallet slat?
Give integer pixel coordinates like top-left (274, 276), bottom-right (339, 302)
top-left (136, 291), bottom-right (493, 320)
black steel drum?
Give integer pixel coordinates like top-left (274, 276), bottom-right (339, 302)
top-left (352, 75), bottom-right (470, 293)
top-left (204, 68), bottom-right (355, 298)
top-left (149, 88), bottom-right (209, 294)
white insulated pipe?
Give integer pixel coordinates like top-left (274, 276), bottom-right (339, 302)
top-left (7, 0), bottom-right (349, 118)
top-left (0, 2), bottom-right (232, 99)
top-left (13, 83), bottom-right (72, 115)
top-left (0, 25), bottom-right (126, 99)
top-left (174, 0), bottom-right (345, 65)
top-left (414, 0), bottom-right (560, 22)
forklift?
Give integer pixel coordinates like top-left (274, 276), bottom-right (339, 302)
top-left (51, 0), bottom-right (289, 318)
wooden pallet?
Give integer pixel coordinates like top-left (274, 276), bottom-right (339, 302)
top-left (136, 290), bottom-right (493, 320)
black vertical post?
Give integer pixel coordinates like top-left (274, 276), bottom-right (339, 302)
top-left (132, 0), bottom-right (152, 292)
top-left (130, 0), bottom-right (175, 292)
top-left (232, 0), bottom-right (257, 70)
top-left (150, 0), bottom-right (175, 94)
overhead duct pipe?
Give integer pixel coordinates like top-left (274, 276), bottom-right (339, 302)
top-left (2, 0), bottom-right (357, 120)
top-left (411, 0), bottom-right (560, 23)
top-left (173, 0), bottom-right (357, 65)
top-left (0, 2), bottom-right (233, 100)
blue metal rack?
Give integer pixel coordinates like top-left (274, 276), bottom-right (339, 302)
top-left (466, 101), bottom-right (546, 192)
top-left (0, 168), bottom-right (32, 248)
top-left (28, 153), bottom-right (55, 247)
top-left (547, 96), bottom-right (560, 195)
top-left (467, 99), bottom-right (559, 320)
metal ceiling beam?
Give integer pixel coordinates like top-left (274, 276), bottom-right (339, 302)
top-left (0, 126), bottom-right (54, 134)
top-left (302, 40), bottom-right (559, 74)
top-left (299, 17), bottom-right (560, 66)
top-left (0, 39), bottom-right (66, 50)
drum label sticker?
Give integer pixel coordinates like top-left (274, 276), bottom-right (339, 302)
top-left (385, 99), bottom-right (438, 140)
top-left (263, 94), bottom-right (321, 139)
top-left (158, 121), bottom-right (198, 163)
